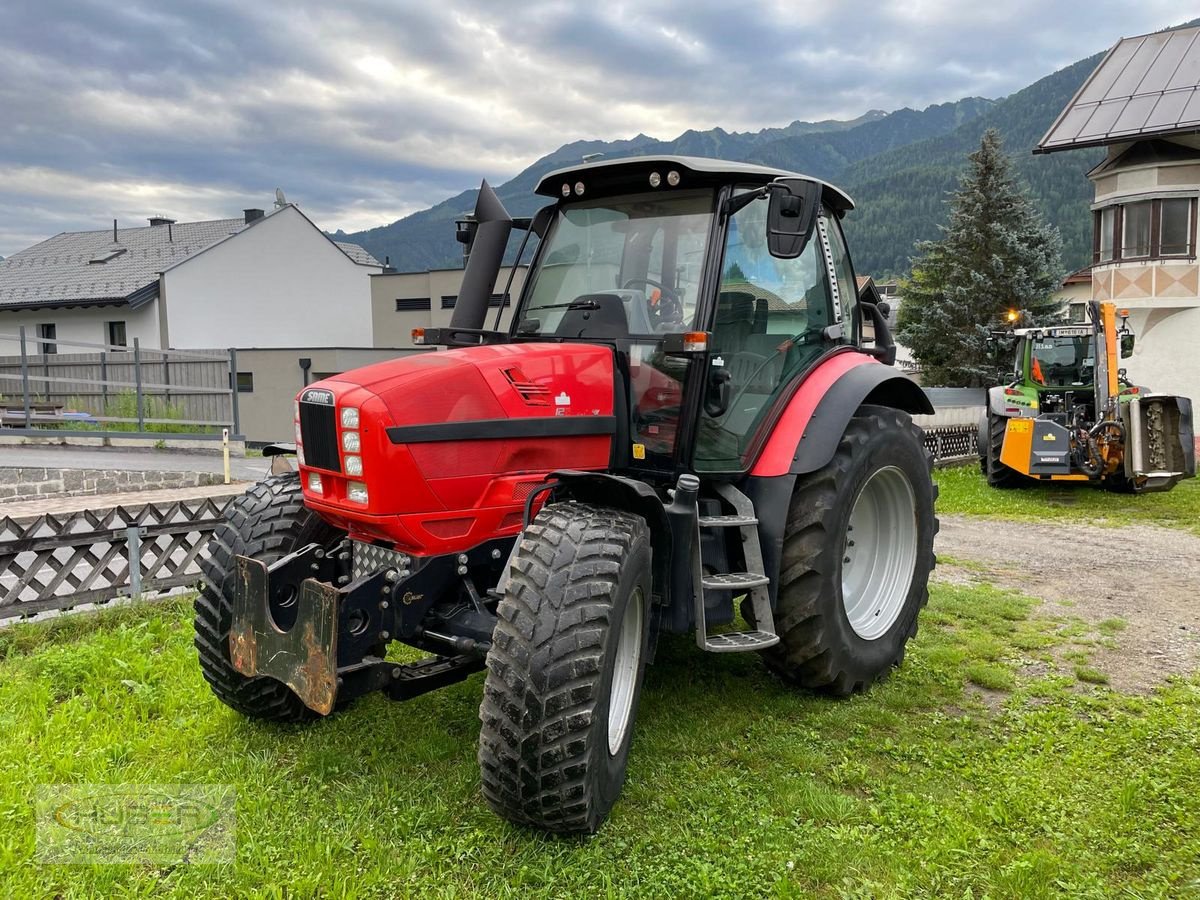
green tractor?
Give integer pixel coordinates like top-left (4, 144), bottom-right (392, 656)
top-left (979, 300), bottom-right (1194, 492)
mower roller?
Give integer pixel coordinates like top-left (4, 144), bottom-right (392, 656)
top-left (196, 156), bottom-right (938, 833)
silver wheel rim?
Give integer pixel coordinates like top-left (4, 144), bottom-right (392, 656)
top-left (841, 466), bottom-right (918, 640)
top-left (607, 587), bottom-right (643, 756)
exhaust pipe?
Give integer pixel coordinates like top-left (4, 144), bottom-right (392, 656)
top-left (450, 180), bottom-right (512, 332)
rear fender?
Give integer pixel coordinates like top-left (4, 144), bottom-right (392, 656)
top-left (987, 386), bottom-right (1018, 417)
top-left (751, 354), bottom-right (932, 477)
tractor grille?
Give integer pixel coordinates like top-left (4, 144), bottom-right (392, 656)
top-left (299, 401), bottom-right (341, 472)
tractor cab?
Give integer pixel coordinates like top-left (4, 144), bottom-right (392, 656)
top-left (433, 156), bottom-right (887, 477)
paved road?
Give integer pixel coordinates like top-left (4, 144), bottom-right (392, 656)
top-left (1, 444), bottom-right (271, 482)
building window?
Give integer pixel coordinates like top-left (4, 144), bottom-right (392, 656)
top-left (107, 320), bottom-right (127, 349)
top-left (395, 298), bottom-right (432, 311)
top-left (1097, 207), bottom-right (1116, 262)
top-left (440, 293), bottom-right (509, 309)
top-left (1161, 198), bottom-right (1192, 256)
top-left (235, 372), bottom-right (254, 393)
top-left (1096, 197), bottom-right (1196, 263)
top-left (1121, 200), bottom-right (1152, 259)
top-left (37, 323), bottom-right (56, 355)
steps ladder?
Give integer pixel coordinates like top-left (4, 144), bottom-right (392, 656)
top-left (689, 480), bottom-right (779, 653)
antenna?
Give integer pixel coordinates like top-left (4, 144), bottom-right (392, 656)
top-left (275, 188), bottom-right (288, 209)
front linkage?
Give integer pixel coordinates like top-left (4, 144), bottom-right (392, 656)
top-left (229, 536), bottom-right (513, 713)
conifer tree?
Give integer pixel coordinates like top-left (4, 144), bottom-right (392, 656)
top-left (896, 128), bottom-right (1063, 386)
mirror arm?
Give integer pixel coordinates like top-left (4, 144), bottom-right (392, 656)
top-left (860, 301), bottom-right (897, 366)
top-left (721, 186), bottom-right (768, 220)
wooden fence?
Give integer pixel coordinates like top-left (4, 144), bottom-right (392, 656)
top-left (0, 494), bottom-right (233, 620)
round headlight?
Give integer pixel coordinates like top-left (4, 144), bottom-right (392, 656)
top-left (561, 183), bottom-right (571, 197)
top-left (342, 431), bottom-right (360, 453)
top-left (667, 170), bottom-right (681, 186)
top-left (340, 407), bottom-right (359, 429)
top-left (648, 172), bottom-right (662, 188)
top-left (574, 182), bottom-right (585, 196)
top-left (344, 455), bottom-right (363, 477)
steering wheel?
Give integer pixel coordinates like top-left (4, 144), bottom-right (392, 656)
top-left (622, 278), bottom-right (683, 329)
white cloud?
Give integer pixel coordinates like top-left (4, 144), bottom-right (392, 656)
top-left (0, 0), bottom-right (1193, 255)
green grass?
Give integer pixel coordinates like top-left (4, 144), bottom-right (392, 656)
top-left (1, 586), bottom-right (1198, 898)
top-left (935, 463), bottom-right (1200, 535)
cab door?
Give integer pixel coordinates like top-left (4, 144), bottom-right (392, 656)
top-left (693, 195), bottom-right (851, 472)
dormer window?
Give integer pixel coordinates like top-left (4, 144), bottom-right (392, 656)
top-left (88, 247), bottom-right (127, 264)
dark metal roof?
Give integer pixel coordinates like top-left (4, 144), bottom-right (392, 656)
top-left (535, 155), bottom-right (855, 211)
top-left (1037, 25), bottom-right (1200, 153)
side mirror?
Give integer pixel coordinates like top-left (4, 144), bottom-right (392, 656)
top-left (766, 179), bottom-right (821, 259)
top-left (1120, 333), bottom-right (1135, 358)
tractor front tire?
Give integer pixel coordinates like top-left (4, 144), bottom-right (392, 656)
top-left (984, 413), bottom-right (1023, 488)
top-left (479, 503), bottom-right (652, 834)
top-left (195, 472), bottom-right (341, 722)
top-left (763, 405), bottom-right (937, 695)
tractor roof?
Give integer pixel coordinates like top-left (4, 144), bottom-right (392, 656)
top-left (534, 155), bottom-right (855, 212)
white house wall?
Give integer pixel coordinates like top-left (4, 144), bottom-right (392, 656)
top-left (0, 299), bottom-right (162, 354)
top-left (163, 206), bottom-right (377, 349)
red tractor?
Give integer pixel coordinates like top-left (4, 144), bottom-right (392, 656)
top-left (197, 157), bottom-right (937, 833)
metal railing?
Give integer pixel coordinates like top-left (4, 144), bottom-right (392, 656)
top-left (0, 328), bottom-right (242, 440)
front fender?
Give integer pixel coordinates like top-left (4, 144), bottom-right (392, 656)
top-left (750, 353), bottom-right (932, 477)
top-left (547, 470), bottom-right (672, 612)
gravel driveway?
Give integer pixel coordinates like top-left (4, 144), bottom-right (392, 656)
top-left (934, 514), bottom-right (1200, 692)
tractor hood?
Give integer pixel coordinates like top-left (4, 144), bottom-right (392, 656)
top-left (293, 343), bottom-right (617, 553)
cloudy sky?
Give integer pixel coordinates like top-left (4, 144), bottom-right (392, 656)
top-left (0, 1), bottom-right (1191, 256)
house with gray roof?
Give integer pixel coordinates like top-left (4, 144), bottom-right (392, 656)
top-left (0, 202), bottom-right (381, 353)
top-left (1037, 24), bottom-right (1200, 405)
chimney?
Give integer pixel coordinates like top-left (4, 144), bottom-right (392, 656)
top-left (244, 208), bottom-right (265, 224)
top-left (148, 216), bottom-right (176, 227)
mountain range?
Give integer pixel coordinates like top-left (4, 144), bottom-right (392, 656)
top-left (337, 47), bottom-right (1114, 278)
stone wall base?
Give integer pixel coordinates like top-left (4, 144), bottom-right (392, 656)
top-left (0, 467), bottom-right (226, 503)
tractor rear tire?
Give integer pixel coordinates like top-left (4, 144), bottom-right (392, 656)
top-left (984, 413), bottom-right (1023, 488)
top-left (195, 472), bottom-right (341, 722)
top-left (762, 405), bottom-right (937, 695)
top-left (478, 503), bottom-right (652, 834)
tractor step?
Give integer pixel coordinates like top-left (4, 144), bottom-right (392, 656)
top-left (704, 630), bottom-right (780, 652)
top-left (698, 514), bottom-right (758, 527)
top-left (677, 478), bottom-right (778, 654)
top-left (701, 572), bottom-right (770, 589)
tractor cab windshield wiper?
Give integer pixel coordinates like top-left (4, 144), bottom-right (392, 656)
top-left (527, 299), bottom-right (601, 312)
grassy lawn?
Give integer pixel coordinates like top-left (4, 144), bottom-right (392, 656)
top-left (935, 463), bottom-right (1200, 536)
top-left (1, 587), bottom-right (1198, 898)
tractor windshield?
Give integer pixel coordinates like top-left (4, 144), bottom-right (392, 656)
top-left (517, 189), bottom-right (715, 337)
top-left (1030, 335), bottom-right (1094, 387)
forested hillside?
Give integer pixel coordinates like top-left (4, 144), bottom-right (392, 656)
top-left (839, 53), bottom-right (1105, 276)
top-left (340, 99), bottom-right (994, 272)
top-left (341, 42), bottom-right (1123, 279)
